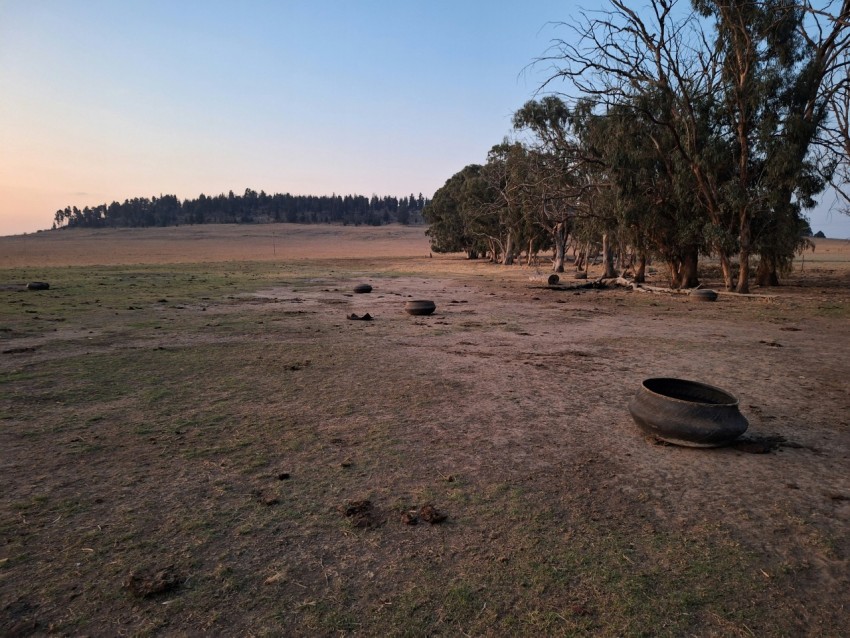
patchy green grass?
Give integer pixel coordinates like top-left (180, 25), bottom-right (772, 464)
top-left (0, 259), bottom-right (846, 636)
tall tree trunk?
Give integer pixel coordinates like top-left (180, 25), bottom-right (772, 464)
top-left (487, 238), bottom-right (499, 263)
top-left (552, 221), bottom-right (568, 272)
top-left (502, 233), bottom-right (515, 266)
top-left (602, 233), bottom-right (617, 278)
top-left (736, 213), bottom-right (751, 293)
top-left (667, 259), bottom-right (679, 288)
top-left (720, 253), bottom-right (734, 291)
top-left (634, 254), bottom-right (647, 283)
top-left (677, 248), bottom-right (700, 288)
top-left (755, 256), bottom-right (780, 286)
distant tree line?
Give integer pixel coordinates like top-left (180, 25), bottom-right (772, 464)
top-left (424, 1), bottom-right (850, 293)
top-left (53, 189), bottom-right (428, 229)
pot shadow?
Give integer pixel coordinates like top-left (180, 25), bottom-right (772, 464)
top-left (729, 432), bottom-right (814, 454)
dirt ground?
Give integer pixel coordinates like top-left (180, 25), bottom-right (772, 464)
top-left (1, 225), bottom-right (849, 636)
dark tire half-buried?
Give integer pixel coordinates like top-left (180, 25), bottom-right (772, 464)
top-left (690, 289), bottom-right (718, 302)
top-left (404, 300), bottom-right (436, 316)
top-left (628, 377), bottom-right (748, 447)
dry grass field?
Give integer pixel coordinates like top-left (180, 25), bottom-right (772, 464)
top-left (1, 224), bottom-right (849, 636)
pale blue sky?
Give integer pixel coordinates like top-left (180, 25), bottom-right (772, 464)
top-left (2, 1), bottom-right (849, 238)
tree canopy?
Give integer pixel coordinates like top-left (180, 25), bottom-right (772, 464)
top-left (53, 190), bottom-right (428, 230)
top-left (423, 0), bottom-right (850, 291)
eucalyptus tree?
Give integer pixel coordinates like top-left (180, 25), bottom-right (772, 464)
top-left (423, 164), bottom-right (492, 258)
top-left (540, 0), bottom-right (850, 292)
top-left (514, 93), bottom-right (707, 285)
top-left (820, 46), bottom-right (850, 214)
top-left (513, 97), bottom-right (603, 272)
top-left (478, 141), bottom-right (537, 265)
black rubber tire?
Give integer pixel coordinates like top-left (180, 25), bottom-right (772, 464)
top-left (690, 289), bottom-right (718, 302)
top-left (628, 377), bottom-right (748, 447)
top-left (405, 300), bottom-right (436, 316)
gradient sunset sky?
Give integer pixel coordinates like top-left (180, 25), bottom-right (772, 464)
top-left (2, 0), bottom-right (849, 238)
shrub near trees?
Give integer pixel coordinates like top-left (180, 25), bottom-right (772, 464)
top-left (424, 0), bottom-right (850, 292)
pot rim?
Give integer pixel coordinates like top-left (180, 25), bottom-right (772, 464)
top-left (639, 377), bottom-right (739, 407)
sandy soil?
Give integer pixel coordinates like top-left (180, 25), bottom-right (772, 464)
top-left (1, 224), bottom-right (849, 635)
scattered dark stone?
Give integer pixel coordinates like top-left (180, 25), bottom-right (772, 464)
top-left (401, 511), bottom-right (419, 525)
top-left (343, 499), bottom-right (382, 528)
top-left (759, 340), bottom-right (783, 347)
top-left (570, 604), bottom-right (592, 617)
top-left (263, 497), bottom-right (280, 506)
top-left (445, 475), bottom-right (455, 483)
top-left (277, 472), bottom-right (290, 480)
top-left (123, 565), bottom-right (182, 598)
top-left (340, 460), bottom-right (353, 468)
top-left (26, 282), bottom-right (49, 291)
top-left (419, 504), bottom-right (447, 524)
top-left (786, 482), bottom-right (800, 490)
top-left (828, 493), bottom-right (850, 501)
top-left (779, 326), bottom-right (801, 331)
top-left (347, 313), bottom-right (373, 321)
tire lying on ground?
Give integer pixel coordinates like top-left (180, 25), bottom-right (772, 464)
top-left (628, 377), bottom-right (748, 447)
top-left (404, 300), bottom-right (436, 316)
top-left (689, 289), bottom-right (718, 302)
top-left (26, 282), bottom-right (50, 290)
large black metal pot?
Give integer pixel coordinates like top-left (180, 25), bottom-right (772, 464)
top-left (628, 378), bottom-right (748, 447)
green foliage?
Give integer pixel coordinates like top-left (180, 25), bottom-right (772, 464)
top-left (423, 164), bottom-right (491, 257)
top-left (424, 0), bottom-right (849, 288)
top-left (53, 191), bottom-right (429, 229)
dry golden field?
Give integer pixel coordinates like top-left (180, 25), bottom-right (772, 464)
top-left (0, 224), bottom-right (434, 267)
top-left (1, 224), bottom-right (849, 636)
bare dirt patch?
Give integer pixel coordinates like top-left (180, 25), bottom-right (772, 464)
top-left (0, 227), bottom-right (848, 636)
